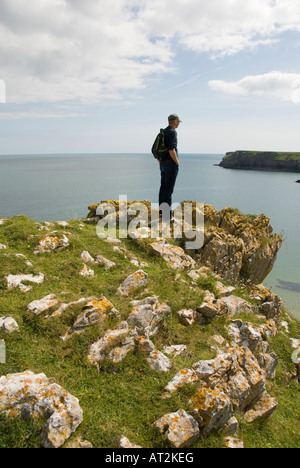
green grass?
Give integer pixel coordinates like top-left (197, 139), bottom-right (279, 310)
top-left (0, 216), bottom-right (299, 448)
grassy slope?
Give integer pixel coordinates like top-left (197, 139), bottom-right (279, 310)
top-left (0, 215), bottom-right (299, 448)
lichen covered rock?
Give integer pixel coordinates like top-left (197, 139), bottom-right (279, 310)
top-left (0, 371), bottom-right (83, 448)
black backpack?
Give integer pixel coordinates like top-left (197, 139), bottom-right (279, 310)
top-left (151, 128), bottom-right (169, 160)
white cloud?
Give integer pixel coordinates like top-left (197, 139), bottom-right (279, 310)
top-left (2, 0), bottom-right (300, 111)
top-left (208, 71), bottom-right (300, 103)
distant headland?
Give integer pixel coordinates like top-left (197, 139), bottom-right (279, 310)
top-left (219, 151), bottom-right (300, 172)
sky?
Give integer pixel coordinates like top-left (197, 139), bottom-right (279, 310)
top-left (1, 0), bottom-right (300, 154)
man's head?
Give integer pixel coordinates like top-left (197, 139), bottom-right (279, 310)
top-left (168, 114), bottom-right (182, 129)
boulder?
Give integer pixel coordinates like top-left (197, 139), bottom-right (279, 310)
top-left (34, 234), bottom-right (69, 254)
top-left (189, 387), bottom-right (233, 433)
top-left (154, 409), bottom-right (200, 448)
top-left (128, 296), bottom-right (171, 337)
top-left (0, 371), bottom-right (83, 448)
top-left (62, 297), bottom-right (119, 340)
top-left (244, 392), bottom-right (278, 423)
top-left (117, 270), bottom-right (148, 296)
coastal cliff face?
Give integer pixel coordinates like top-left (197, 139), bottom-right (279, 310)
top-left (220, 151), bottom-right (300, 172)
top-left (0, 205), bottom-right (299, 449)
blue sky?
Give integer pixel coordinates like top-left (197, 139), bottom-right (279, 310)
top-left (1, 0), bottom-right (300, 154)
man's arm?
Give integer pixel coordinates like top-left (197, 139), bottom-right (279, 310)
top-left (169, 149), bottom-right (179, 166)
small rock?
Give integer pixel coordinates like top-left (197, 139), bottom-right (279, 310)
top-left (163, 345), bottom-right (187, 357)
top-left (95, 255), bottom-right (116, 270)
top-left (5, 273), bottom-right (44, 292)
top-left (27, 294), bottom-right (58, 315)
top-left (80, 251), bottom-right (94, 263)
top-left (225, 437), bottom-right (244, 449)
top-left (162, 368), bottom-right (199, 399)
top-left (119, 435), bottom-right (142, 449)
top-left (149, 240), bottom-right (196, 270)
top-left (79, 264), bottom-right (95, 277)
top-left (147, 350), bottom-right (174, 372)
top-left (0, 317), bottom-right (19, 334)
top-left (177, 309), bottom-right (196, 326)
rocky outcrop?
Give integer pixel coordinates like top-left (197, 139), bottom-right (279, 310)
top-left (196, 205), bottom-right (282, 284)
top-left (87, 200), bottom-right (282, 285)
top-left (219, 151), bottom-right (300, 172)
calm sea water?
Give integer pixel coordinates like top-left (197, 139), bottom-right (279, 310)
top-left (0, 153), bottom-right (299, 320)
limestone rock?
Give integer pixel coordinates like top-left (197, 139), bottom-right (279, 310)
top-left (228, 320), bottom-right (263, 351)
top-left (34, 234), bottom-right (69, 254)
top-left (225, 437), bottom-right (244, 449)
top-left (0, 317), bottom-right (19, 334)
top-left (62, 297), bottom-right (119, 340)
top-left (162, 369), bottom-right (199, 399)
top-left (79, 264), bottom-right (95, 277)
top-left (128, 296), bottom-right (171, 336)
top-left (196, 207), bottom-right (282, 284)
top-left (154, 409), bottom-right (200, 448)
top-left (189, 387), bottom-right (233, 433)
top-left (244, 392), bottom-right (278, 423)
top-left (192, 347), bottom-right (275, 421)
top-left (163, 345), bottom-right (187, 357)
top-left (119, 435), bottom-right (142, 449)
top-left (5, 273), bottom-right (44, 292)
top-left (80, 250), bottom-right (94, 263)
top-left (217, 295), bottom-right (258, 317)
top-left (251, 284), bottom-right (282, 319)
top-left (147, 350), bottom-right (174, 372)
top-left (28, 294), bottom-right (59, 315)
top-left (88, 322), bottom-right (130, 365)
top-left (177, 309), bottom-right (197, 326)
top-left (117, 270), bottom-right (148, 296)
top-left (0, 371), bottom-right (83, 448)
top-left (197, 291), bottom-right (219, 320)
top-left (95, 254), bottom-right (116, 270)
top-left (149, 240), bottom-right (196, 271)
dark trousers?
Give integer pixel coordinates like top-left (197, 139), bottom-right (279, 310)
top-left (159, 160), bottom-right (179, 218)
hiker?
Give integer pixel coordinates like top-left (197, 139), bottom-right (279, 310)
top-left (158, 114), bottom-right (182, 219)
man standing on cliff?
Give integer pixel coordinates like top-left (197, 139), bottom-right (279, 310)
top-left (159, 114), bottom-right (181, 219)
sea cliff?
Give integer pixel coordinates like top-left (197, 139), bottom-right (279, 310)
top-left (0, 203), bottom-right (299, 449)
top-left (219, 151), bottom-right (300, 172)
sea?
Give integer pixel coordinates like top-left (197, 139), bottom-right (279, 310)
top-left (0, 152), bottom-right (299, 320)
